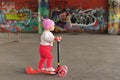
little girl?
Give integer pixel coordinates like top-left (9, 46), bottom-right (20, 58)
top-left (38, 18), bottom-right (62, 71)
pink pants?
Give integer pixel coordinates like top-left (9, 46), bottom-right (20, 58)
top-left (38, 45), bottom-right (53, 69)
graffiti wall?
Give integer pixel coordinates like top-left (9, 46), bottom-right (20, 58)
top-left (0, 0), bottom-right (38, 32)
top-left (0, 0), bottom-right (110, 33)
top-left (51, 8), bottom-right (108, 33)
top-left (50, 0), bottom-right (108, 33)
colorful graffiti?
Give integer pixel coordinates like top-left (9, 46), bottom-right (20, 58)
top-left (6, 13), bottom-right (20, 20)
top-left (51, 8), bottom-right (107, 33)
top-left (0, 10), bottom-right (5, 23)
top-left (108, 0), bottom-right (120, 34)
top-left (17, 8), bottom-right (38, 32)
top-left (0, 0), bottom-right (38, 32)
top-left (1, 1), bottom-right (16, 13)
top-left (0, 0), bottom-right (38, 12)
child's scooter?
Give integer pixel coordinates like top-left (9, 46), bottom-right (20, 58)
top-left (26, 41), bottom-right (68, 77)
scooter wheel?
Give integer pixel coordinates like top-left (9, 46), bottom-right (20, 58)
top-left (26, 66), bottom-right (33, 73)
top-left (62, 65), bottom-right (68, 71)
top-left (58, 66), bottom-right (68, 77)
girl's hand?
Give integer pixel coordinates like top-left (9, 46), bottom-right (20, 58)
top-left (54, 36), bottom-right (62, 42)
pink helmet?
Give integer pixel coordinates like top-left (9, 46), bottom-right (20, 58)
top-left (42, 18), bottom-right (55, 30)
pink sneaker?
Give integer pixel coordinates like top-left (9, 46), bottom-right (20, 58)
top-left (46, 67), bottom-right (55, 72)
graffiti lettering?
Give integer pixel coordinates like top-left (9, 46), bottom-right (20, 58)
top-left (6, 13), bottom-right (20, 20)
top-left (2, 1), bottom-right (15, 13)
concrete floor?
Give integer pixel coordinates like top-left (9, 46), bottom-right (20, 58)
top-left (1, 33), bottom-right (120, 80)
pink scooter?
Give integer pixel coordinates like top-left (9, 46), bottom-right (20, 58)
top-left (26, 41), bottom-right (68, 77)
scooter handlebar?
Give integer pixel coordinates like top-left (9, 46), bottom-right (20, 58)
top-left (54, 36), bottom-right (62, 42)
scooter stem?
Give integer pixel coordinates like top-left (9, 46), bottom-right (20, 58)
top-left (57, 41), bottom-right (60, 67)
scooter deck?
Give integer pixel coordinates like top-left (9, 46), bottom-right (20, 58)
top-left (26, 66), bottom-right (56, 75)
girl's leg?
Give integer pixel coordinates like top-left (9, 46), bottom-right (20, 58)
top-left (41, 46), bottom-right (53, 68)
top-left (39, 45), bottom-right (54, 71)
top-left (38, 57), bottom-right (46, 69)
top-left (38, 45), bottom-right (46, 69)
top-left (46, 53), bottom-right (53, 68)
top-left (46, 53), bottom-right (55, 71)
